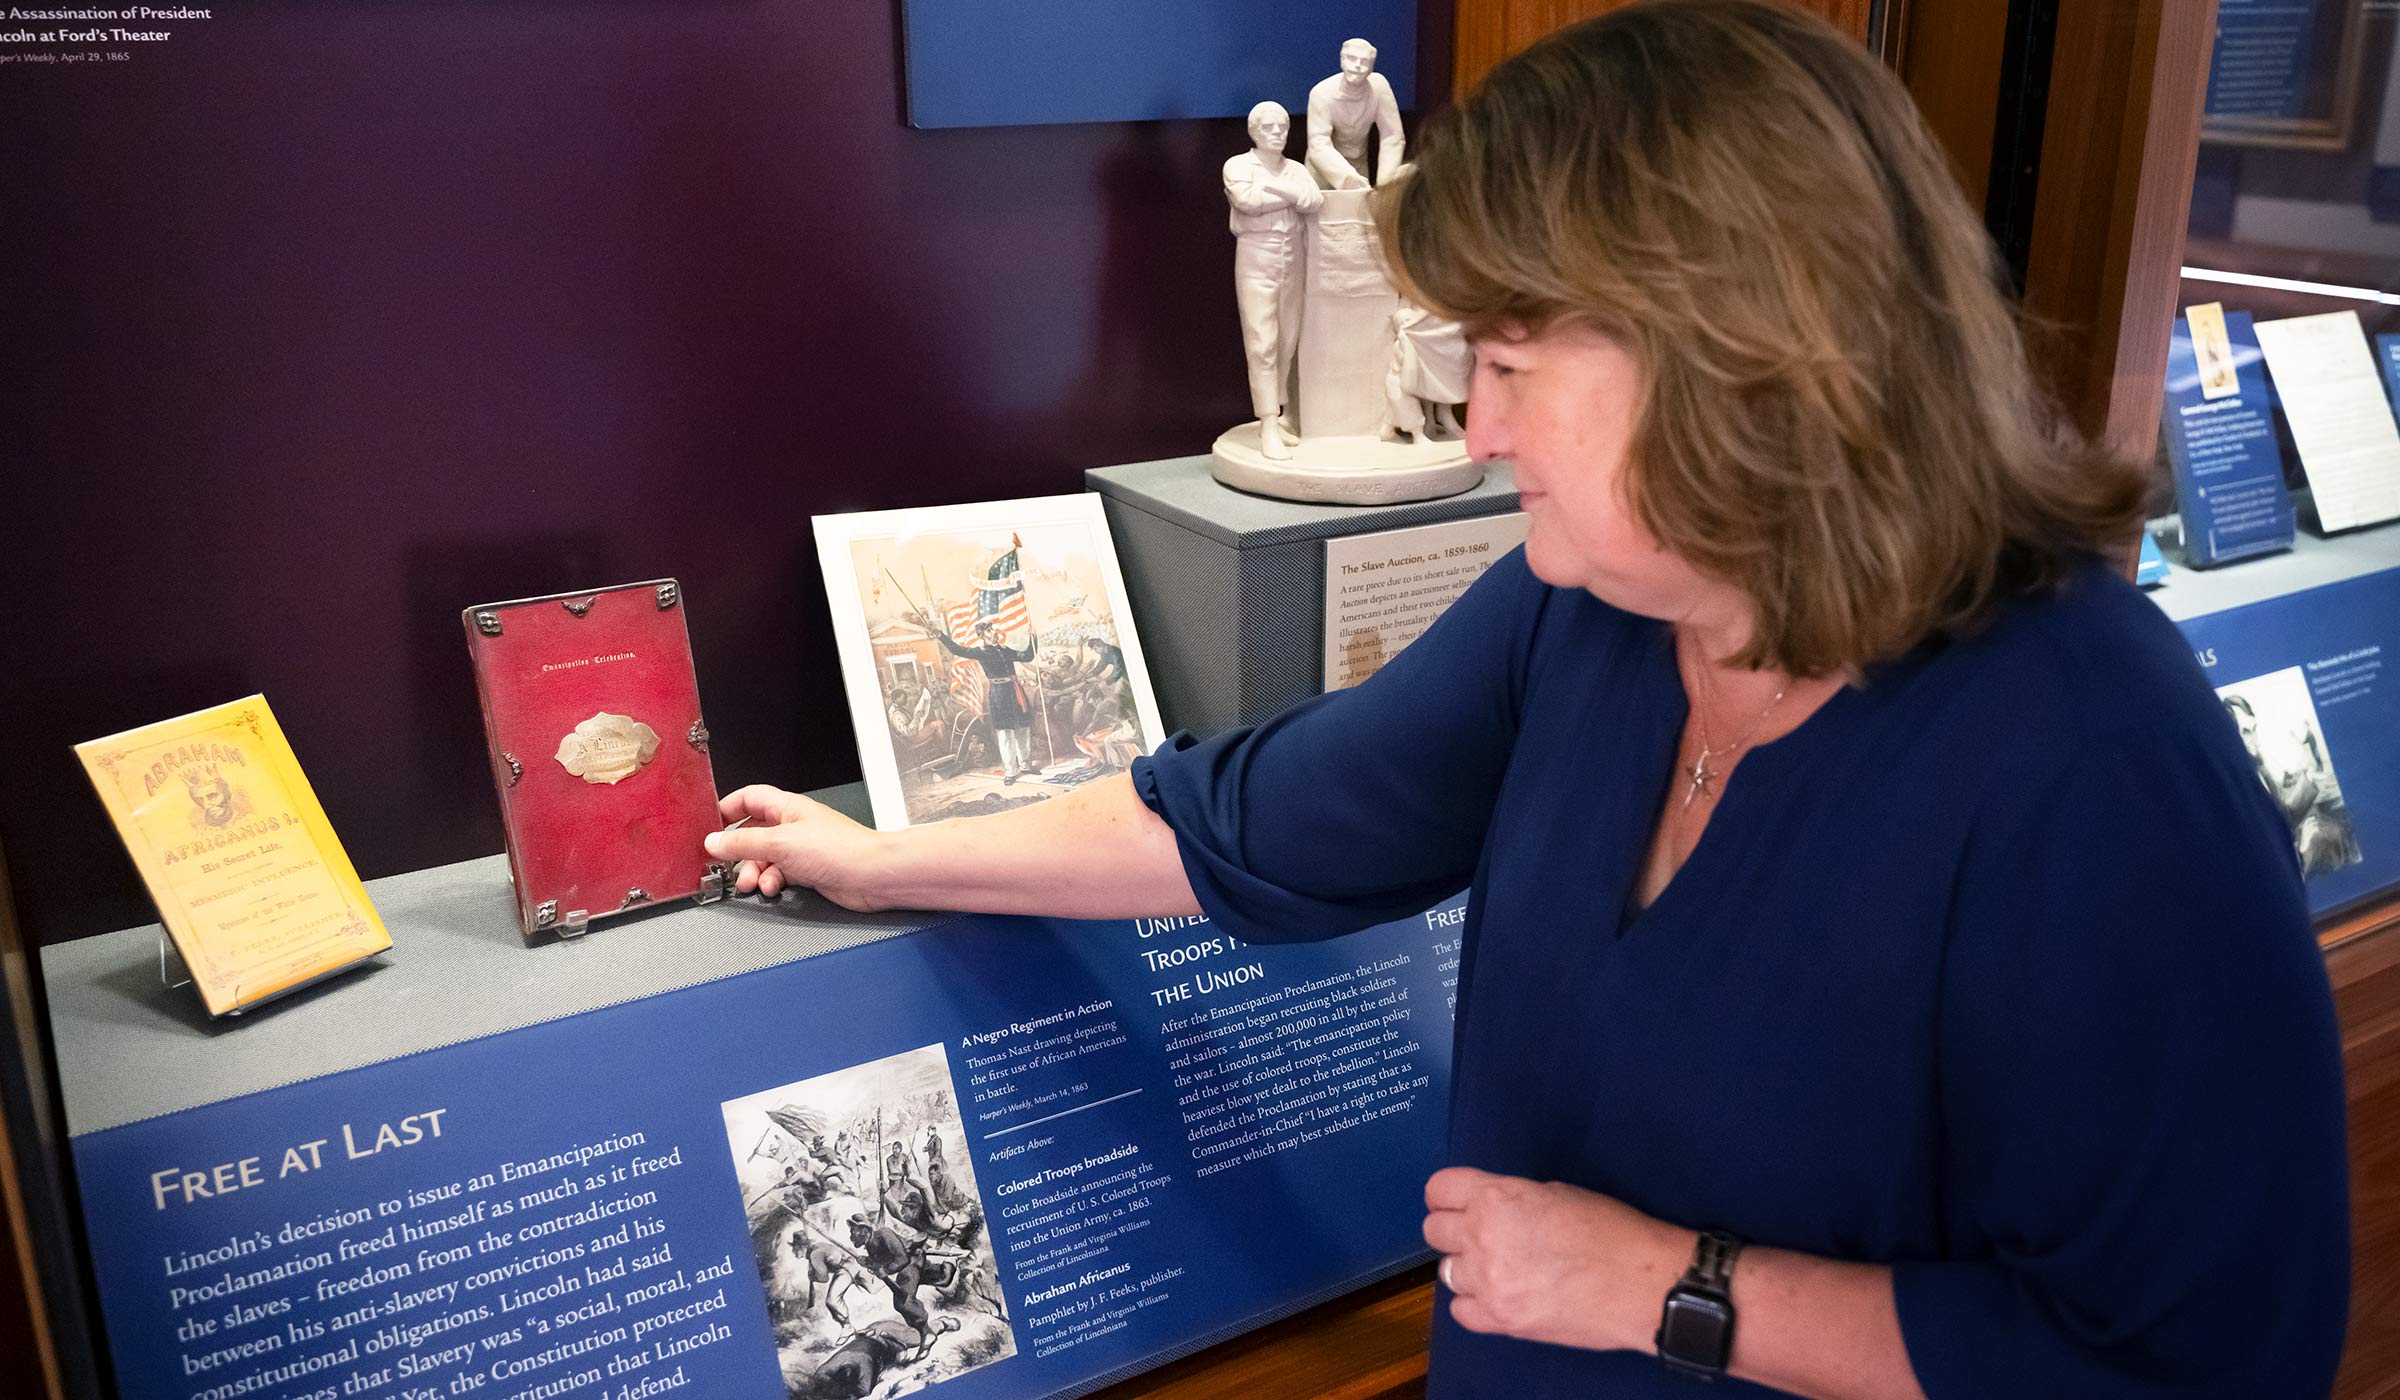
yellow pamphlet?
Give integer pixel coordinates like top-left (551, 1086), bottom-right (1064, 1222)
top-left (76, 697), bottom-right (390, 1016)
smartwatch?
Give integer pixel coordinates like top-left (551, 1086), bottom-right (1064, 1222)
top-left (1655, 1229), bottom-right (1741, 1381)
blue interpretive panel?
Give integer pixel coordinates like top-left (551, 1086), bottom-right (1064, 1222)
top-left (2163, 309), bottom-right (2296, 567)
top-left (2178, 567), bottom-right (2400, 918)
top-left (2373, 333), bottom-right (2400, 421)
top-left (900, 1), bottom-right (1418, 129)
top-left (65, 894), bottom-right (1460, 1399)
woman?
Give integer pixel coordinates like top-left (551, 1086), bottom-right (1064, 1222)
top-left (709, 3), bottom-right (2350, 1395)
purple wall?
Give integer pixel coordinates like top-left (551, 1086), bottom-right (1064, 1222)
top-left (0, 3), bottom-right (1452, 947)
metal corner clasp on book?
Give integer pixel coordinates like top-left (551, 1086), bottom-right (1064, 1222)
top-left (533, 900), bottom-right (591, 938)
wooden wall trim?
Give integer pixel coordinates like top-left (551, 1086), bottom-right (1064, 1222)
top-left (0, 1106), bottom-right (60, 1400)
top-left (2328, 915), bottom-right (2400, 1400)
top-left (1453, 0), bottom-right (1515, 100)
top-left (0, 839), bottom-right (65, 1400)
top-left (1896, 0), bottom-right (2009, 214)
top-left (1088, 1266), bottom-right (1434, 1400)
top-left (1452, 0), bottom-right (1873, 99)
top-left (2019, 0), bottom-right (2218, 461)
top-left (2093, 0), bottom-right (2217, 463)
top-left (2327, 895), bottom-right (2400, 956)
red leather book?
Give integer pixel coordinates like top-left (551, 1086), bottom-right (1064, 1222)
top-left (461, 579), bottom-right (727, 937)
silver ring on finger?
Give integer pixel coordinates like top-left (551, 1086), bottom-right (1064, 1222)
top-left (1439, 1255), bottom-right (1458, 1293)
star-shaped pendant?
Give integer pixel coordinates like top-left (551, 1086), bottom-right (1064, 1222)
top-left (1681, 749), bottom-right (1716, 810)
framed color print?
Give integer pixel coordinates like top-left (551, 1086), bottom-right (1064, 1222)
top-left (815, 495), bottom-right (1167, 830)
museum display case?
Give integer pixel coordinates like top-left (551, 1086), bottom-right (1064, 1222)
top-left (9, 1), bottom-right (2396, 1397)
top-left (2145, 1), bottom-right (2400, 927)
top-left (2150, 8), bottom-right (2400, 1392)
top-left (1877, 5), bottom-right (2400, 1393)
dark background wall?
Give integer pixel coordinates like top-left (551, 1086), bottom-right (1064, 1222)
top-left (0, 1), bottom-right (1452, 950)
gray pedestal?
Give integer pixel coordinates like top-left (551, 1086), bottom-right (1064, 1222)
top-left (1087, 456), bottom-right (1520, 736)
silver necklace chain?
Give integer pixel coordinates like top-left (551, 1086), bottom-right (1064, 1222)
top-left (1680, 664), bottom-right (1786, 812)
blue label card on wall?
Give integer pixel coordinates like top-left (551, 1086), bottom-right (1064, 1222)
top-left (2163, 307), bottom-right (2296, 567)
top-left (69, 901), bottom-right (1461, 1399)
top-left (2374, 333), bottom-right (2400, 419)
top-left (2180, 567), bottom-right (2400, 918)
top-left (900, 1), bottom-right (1417, 128)
top-left (2205, 0), bottom-right (2325, 120)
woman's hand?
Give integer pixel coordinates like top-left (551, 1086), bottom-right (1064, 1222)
top-left (1422, 1166), bottom-right (1690, 1354)
top-left (705, 786), bottom-right (888, 909)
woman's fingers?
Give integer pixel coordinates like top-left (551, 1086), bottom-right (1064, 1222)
top-left (706, 825), bottom-right (788, 867)
top-left (707, 783), bottom-right (889, 912)
top-left (718, 784), bottom-right (803, 825)
top-left (1425, 1165), bottom-right (1497, 1212)
top-left (1423, 1208), bottom-right (1469, 1256)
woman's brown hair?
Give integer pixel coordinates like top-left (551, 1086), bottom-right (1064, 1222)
top-left (1376, 0), bottom-right (2146, 677)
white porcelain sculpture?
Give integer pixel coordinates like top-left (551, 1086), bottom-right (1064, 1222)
top-left (1212, 40), bottom-right (1481, 506)
top-left (1384, 301), bottom-right (1470, 443)
top-left (1221, 101), bottom-right (1322, 463)
top-left (1307, 38), bottom-right (1406, 191)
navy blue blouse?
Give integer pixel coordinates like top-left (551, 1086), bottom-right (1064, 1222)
top-left (1131, 549), bottom-right (2349, 1399)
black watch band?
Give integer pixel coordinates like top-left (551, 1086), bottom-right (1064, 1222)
top-left (1655, 1230), bottom-right (1742, 1381)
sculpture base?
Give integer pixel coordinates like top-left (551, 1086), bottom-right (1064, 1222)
top-left (1209, 423), bottom-right (1481, 505)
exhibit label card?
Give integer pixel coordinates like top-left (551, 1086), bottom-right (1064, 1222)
top-left (1324, 513), bottom-right (1529, 690)
top-left (75, 697), bottom-right (390, 1016)
top-left (2161, 306), bottom-right (2294, 566)
top-left (2205, 0), bottom-right (2323, 121)
top-left (2251, 310), bottom-right (2400, 532)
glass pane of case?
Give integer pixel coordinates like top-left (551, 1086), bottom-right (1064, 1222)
top-left (2153, 0), bottom-right (2400, 918)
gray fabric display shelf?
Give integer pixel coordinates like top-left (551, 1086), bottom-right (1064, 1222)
top-left (1088, 456), bottom-right (1520, 736)
top-left (2150, 512), bottom-right (2400, 623)
top-left (42, 784), bottom-right (937, 1137)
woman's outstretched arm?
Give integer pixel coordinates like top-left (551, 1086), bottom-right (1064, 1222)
top-left (704, 773), bottom-right (1200, 920)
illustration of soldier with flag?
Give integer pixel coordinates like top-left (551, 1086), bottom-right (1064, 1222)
top-left (917, 537), bottom-right (1040, 785)
top-left (840, 502), bottom-right (1163, 828)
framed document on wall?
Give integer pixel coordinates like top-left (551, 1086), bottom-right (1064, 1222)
top-left (2203, 0), bottom-right (2365, 150)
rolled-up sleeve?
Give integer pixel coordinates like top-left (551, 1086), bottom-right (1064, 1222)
top-left (1130, 548), bottom-right (1549, 943)
top-left (1894, 717), bottom-right (2351, 1397)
